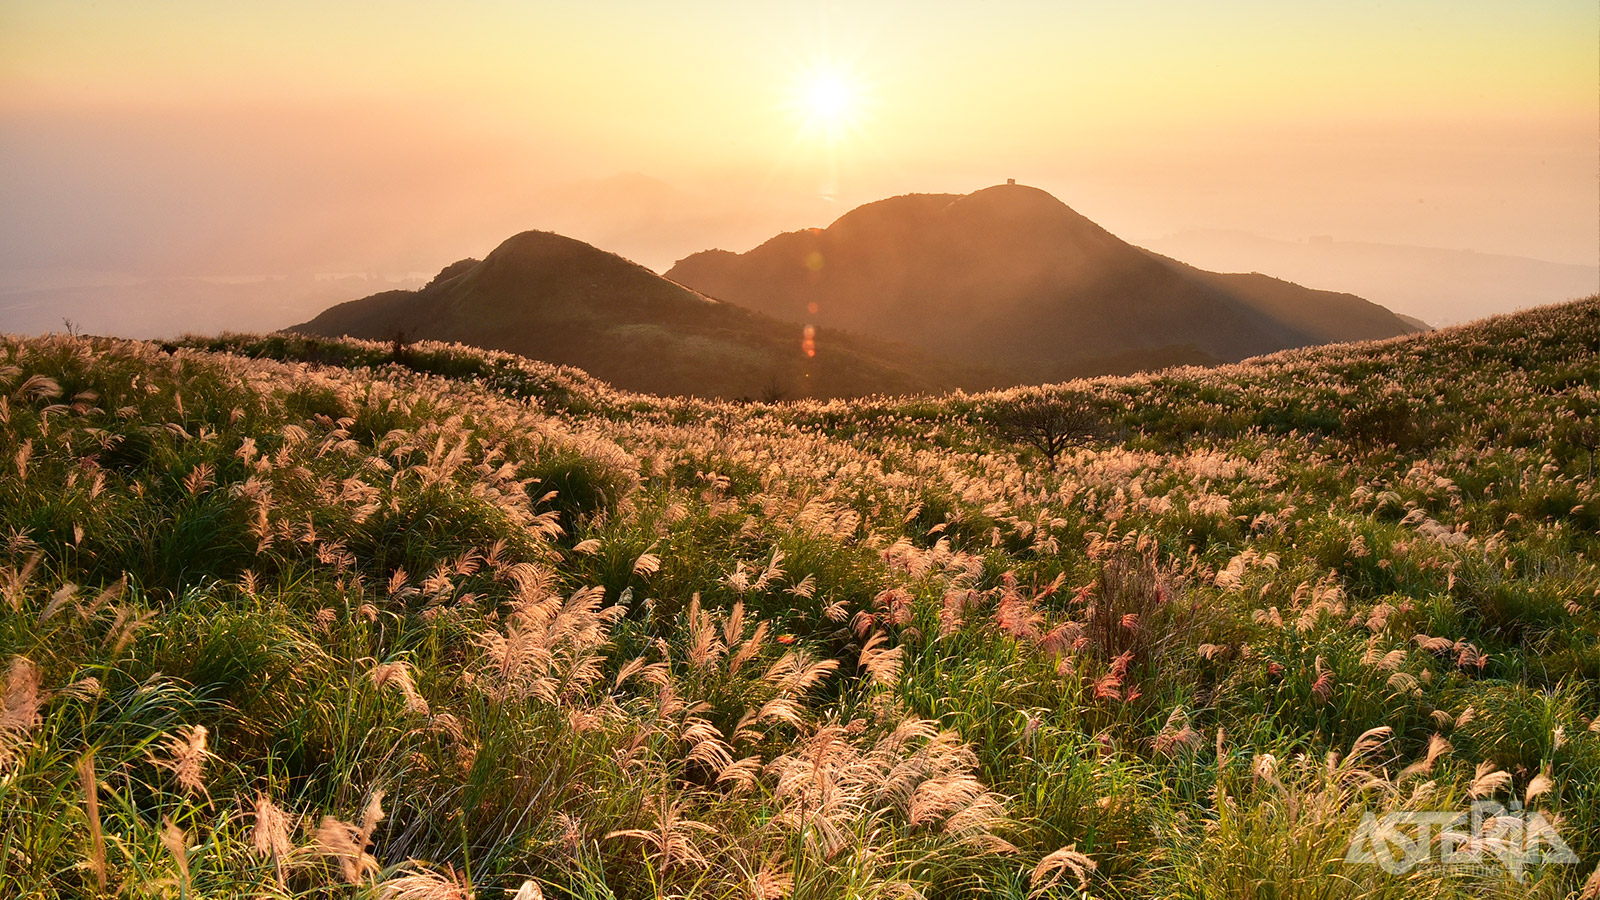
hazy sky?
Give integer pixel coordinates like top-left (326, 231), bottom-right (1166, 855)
top-left (2, 0), bottom-right (1596, 286)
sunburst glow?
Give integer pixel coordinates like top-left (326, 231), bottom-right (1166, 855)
top-left (805, 74), bottom-right (852, 124)
top-left (789, 62), bottom-right (867, 144)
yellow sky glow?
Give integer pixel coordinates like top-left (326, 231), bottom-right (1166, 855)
top-left (1, 1), bottom-right (1595, 283)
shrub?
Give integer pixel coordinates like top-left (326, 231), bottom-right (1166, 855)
top-left (986, 391), bottom-right (1106, 468)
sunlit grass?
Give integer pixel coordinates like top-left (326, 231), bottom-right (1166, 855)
top-left (0, 299), bottom-right (1597, 896)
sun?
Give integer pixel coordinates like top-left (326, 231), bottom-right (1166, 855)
top-left (805, 73), bottom-right (853, 125)
top-left (789, 62), bottom-right (866, 143)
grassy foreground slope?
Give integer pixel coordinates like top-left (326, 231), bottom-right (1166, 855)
top-left (2, 299), bottom-right (1598, 899)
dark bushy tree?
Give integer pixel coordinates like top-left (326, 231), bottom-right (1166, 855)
top-left (989, 391), bottom-right (1106, 468)
top-left (1342, 391), bottom-right (1421, 450)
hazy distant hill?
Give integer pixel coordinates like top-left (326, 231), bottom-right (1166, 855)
top-left (0, 273), bottom-right (400, 341)
top-left (293, 230), bottom-right (988, 399)
top-left (667, 183), bottom-right (1422, 382)
top-left (1144, 229), bottom-right (1600, 326)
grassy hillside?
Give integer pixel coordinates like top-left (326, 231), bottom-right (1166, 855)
top-left (2, 299), bottom-right (1598, 898)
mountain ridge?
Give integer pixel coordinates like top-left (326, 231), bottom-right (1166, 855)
top-left (296, 183), bottom-right (1422, 399)
top-left (293, 229), bottom-right (997, 399)
top-left (1143, 228), bottom-right (1600, 326)
top-left (667, 183), bottom-right (1422, 382)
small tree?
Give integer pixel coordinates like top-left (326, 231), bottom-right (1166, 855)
top-left (1562, 390), bottom-right (1600, 480)
top-left (390, 329), bottom-right (412, 365)
top-left (989, 392), bottom-right (1106, 468)
top-left (759, 373), bottom-right (789, 405)
top-left (1343, 391), bottom-right (1419, 451)
top-left (1567, 416), bottom-right (1599, 480)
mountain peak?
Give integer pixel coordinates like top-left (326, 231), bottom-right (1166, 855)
top-left (292, 228), bottom-right (984, 399)
top-left (962, 180), bottom-right (1067, 207)
top-left (946, 182), bottom-right (1111, 236)
top-left (480, 230), bottom-right (650, 278)
top-left (666, 183), bottom-right (1420, 382)
top-left (296, 183), bottom-right (1421, 399)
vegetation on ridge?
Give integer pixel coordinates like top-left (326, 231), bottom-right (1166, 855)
top-left (1, 298), bottom-right (1599, 898)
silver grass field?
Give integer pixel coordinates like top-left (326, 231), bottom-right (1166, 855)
top-left (2, 299), bottom-right (1599, 898)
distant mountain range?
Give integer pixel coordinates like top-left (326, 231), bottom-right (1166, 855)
top-left (0, 273), bottom-right (402, 341)
top-left (293, 230), bottom-right (988, 399)
top-left (296, 183), bottom-right (1423, 398)
top-left (667, 183), bottom-right (1422, 383)
top-left (1142, 229), bottom-right (1600, 327)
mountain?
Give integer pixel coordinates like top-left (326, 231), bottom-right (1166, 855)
top-left (292, 230), bottom-right (988, 399)
top-left (666, 183), bottom-right (1423, 382)
top-left (1143, 229), bottom-right (1600, 327)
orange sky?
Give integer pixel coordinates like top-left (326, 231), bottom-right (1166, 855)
top-left (2, 1), bottom-right (1596, 287)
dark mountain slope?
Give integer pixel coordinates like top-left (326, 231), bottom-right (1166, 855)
top-left (294, 231), bottom-right (994, 399)
top-left (667, 183), bottom-right (1422, 383)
